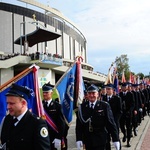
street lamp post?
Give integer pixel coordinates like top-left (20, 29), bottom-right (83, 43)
top-left (20, 22), bottom-right (28, 54)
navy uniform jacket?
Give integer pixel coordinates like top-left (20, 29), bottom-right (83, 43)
top-left (1, 110), bottom-right (50, 150)
top-left (76, 100), bottom-right (119, 148)
top-left (119, 91), bottom-right (135, 116)
top-left (103, 95), bottom-right (122, 121)
top-left (43, 100), bottom-right (66, 142)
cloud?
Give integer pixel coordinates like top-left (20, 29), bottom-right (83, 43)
top-left (69, 0), bottom-right (150, 75)
top-left (44, 0), bottom-right (150, 75)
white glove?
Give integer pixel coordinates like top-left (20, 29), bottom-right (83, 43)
top-left (76, 141), bottom-right (83, 150)
top-left (113, 141), bottom-right (120, 150)
top-left (52, 138), bottom-right (61, 149)
top-left (139, 108), bottom-right (143, 112)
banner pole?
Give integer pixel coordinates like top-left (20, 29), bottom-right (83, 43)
top-left (0, 67), bottom-right (33, 92)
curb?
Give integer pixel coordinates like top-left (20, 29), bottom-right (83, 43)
top-left (135, 116), bottom-right (150, 150)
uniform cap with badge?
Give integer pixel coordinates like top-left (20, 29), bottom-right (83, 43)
top-left (121, 82), bottom-right (128, 87)
top-left (105, 83), bottom-right (114, 89)
top-left (87, 84), bottom-right (99, 92)
top-left (131, 83), bottom-right (139, 87)
top-left (5, 83), bottom-right (34, 101)
top-left (101, 84), bottom-right (106, 89)
top-left (42, 82), bottom-right (54, 92)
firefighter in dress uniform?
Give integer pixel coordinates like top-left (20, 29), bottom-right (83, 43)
top-left (76, 84), bottom-right (120, 150)
top-left (42, 83), bottom-right (69, 150)
top-left (0, 84), bottom-right (50, 150)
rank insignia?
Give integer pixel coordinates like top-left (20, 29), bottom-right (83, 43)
top-left (40, 127), bottom-right (48, 137)
top-left (97, 109), bottom-right (103, 112)
top-left (51, 102), bottom-right (54, 106)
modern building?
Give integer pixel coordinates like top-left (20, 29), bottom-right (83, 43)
top-left (0, 0), bottom-right (107, 87)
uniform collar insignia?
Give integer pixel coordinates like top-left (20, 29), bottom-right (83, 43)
top-left (98, 110), bottom-right (103, 112)
top-left (97, 103), bottom-right (100, 107)
top-left (50, 101), bottom-right (53, 106)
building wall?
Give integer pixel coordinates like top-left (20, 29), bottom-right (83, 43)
top-left (0, 68), bottom-right (14, 85)
top-left (38, 69), bottom-right (53, 88)
top-left (0, 3), bottom-right (87, 63)
top-left (0, 10), bottom-right (12, 53)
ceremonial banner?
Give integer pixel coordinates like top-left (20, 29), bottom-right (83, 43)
top-left (121, 70), bottom-right (126, 83)
top-left (0, 65), bottom-right (44, 123)
top-left (105, 69), bottom-right (112, 84)
top-left (114, 75), bottom-right (119, 94)
top-left (55, 60), bottom-right (85, 124)
top-left (55, 63), bottom-right (76, 124)
top-left (74, 59), bottom-right (84, 111)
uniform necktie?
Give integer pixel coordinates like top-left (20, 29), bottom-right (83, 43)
top-left (12, 118), bottom-right (18, 126)
top-left (108, 97), bottom-right (110, 102)
top-left (44, 101), bottom-right (48, 108)
top-left (90, 103), bottom-right (94, 109)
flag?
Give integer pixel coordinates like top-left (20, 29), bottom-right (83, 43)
top-left (112, 67), bottom-right (119, 94)
top-left (136, 76), bottom-right (140, 84)
top-left (114, 75), bottom-right (119, 93)
top-left (0, 65), bottom-right (45, 124)
top-left (128, 72), bottom-right (135, 84)
top-left (55, 60), bottom-right (85, 125)
top-left (113, 75), bottom-right (119, 94)
top-left (74, 59), bottom-right (85, 111)
top-left (121, 70), bottom-right (126, 83)
top-left (56, 62), bottom-right (76, 124)
top-left (105, 68), bottom-right (112, 84)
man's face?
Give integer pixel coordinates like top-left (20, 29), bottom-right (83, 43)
top-left (7, 96), bottom-right (25, 117)
top-left (101, 88), bottom-right (106, 94)
top-left (106, 87), bottom-right (113, 96)
top-left (43, 91), bottom-right (52, 100)
top-left (122, 86), bottom-right (127, 92)
top-left (87, 91), bottom-right (99, 103)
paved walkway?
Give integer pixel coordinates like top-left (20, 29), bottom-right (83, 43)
top-left (67, 115), bottom-right (150, 150)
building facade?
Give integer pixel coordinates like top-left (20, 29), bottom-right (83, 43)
top-left (0, 0), bottom-right (106, 86)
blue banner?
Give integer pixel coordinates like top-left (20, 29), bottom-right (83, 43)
top-left (0, 71), bottom-right (38, 123)
top-left (56, 63), bottom-right (77, 124)
top-left (114, 75), bottom-right (119, 94)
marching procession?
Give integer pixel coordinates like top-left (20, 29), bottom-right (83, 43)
top-left (1, 1), bottom-right (150, 150)
top-left (1, 79), bottom-right (150, 150)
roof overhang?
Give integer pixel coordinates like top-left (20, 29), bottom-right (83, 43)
top-left (14, 28), bottom-right (61, 47)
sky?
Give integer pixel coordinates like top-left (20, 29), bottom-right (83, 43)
top-left (4, 0), bottom-right (150, 75)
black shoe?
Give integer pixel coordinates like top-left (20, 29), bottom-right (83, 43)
top-left (122, 136), bottom-right (126, 142)
top-left (127, 142), bottom-right (131, 147)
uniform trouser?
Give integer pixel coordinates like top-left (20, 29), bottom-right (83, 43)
top-left (145, 102), bottom-right (150, 115)
top-left (86, 145), bottom-right (106, 150)
top-left (138, 111), bottom-right (142, 124)
top-left (120, 115), bottom-right (132, 142)
top-left (61, 126), bottom-right (69, 150)
top-left (132, 114), bottom-right (138, 130)
top-left (142, 106), bottom-right (146, 118)
top-left (106, 117), bottom-right (121, 150)
top-left (105, 133), bottom-right (121, 150)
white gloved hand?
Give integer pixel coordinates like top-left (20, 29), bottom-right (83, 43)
top-left (52, 138), bottom-right (61, 149)
top-left (76, 141), bottom-right (83, 150)
top-left (113, 141), bottom-right (120, 150)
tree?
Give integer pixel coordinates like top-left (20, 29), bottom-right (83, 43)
top-left (136, 72), bottom-right (144, 80)
top-left (115, 54), bottom-right (130, 81)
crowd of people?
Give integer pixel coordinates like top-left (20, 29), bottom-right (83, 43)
top-left (0, 81), bottom-right (149, 150)
top-left (75, 81), bottom-right (150, 150)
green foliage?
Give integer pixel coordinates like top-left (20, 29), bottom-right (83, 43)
top-left (115, 54), bottom-right (130, 81)
top-left (136, 72), bottom-right (144, 80)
